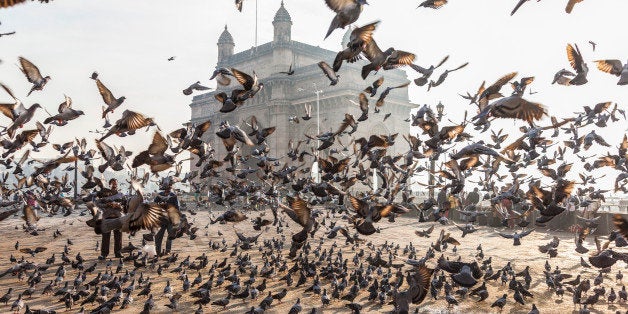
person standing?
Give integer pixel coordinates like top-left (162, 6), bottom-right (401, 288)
top-left (98, 179), bottom-right (124, 260)
top-left (24, 191), bottom-right (38, 208)
top-left (465, 188), bottom-right (480, 207)
top-left (436, 189), bottom-right (447, 210)
top-left (192, 182), bottom-right (201, 205)
top-left (153, 179), bottom-right (180, 257)
top-left (448, 194), bottom-right (460, 210)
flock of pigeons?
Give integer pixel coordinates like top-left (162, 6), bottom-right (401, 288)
top-left (236, 0), bottom-right (594, 16)
top-left (0, 0), bottom-right (627, 313)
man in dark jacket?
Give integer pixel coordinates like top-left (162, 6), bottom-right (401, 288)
top-left (436, 188), bottom-right (448, 211)
top-left (465, 187), bottom-right (480, 206)
top-left (153, 179), bottom-right (180, 256)
top-left (98, 179), bottom-right (124, 260)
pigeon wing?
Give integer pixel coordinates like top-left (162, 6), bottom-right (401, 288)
top-left (96, 79), bottom-right (117, 106)
top-left (18, 57), bottom-right (44, 83)
top-left (148, 131), bottom-right (168, 155)
top-left (566, 44), bottom-right (584, 72)
top-left (127, 204), bottom-right (168, 232)
top-left (324, 0), bottom-right (358, 13)
top-left (230, 68), bottom-right (254, 91)
top-left (594, 60), bottom-right (623, 76)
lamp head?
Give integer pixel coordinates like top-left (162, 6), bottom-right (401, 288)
top-left (436, 102), bottom-right (444, 115)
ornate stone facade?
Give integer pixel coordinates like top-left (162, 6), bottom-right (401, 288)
top-left (190, 2), bottom-right (417, 180)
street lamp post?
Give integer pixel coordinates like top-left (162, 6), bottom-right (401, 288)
top-left (428, 102), bottom-right (445, 200)
top-left (315, 86), bottom-right (321, 139)
top-left (72, 146), bottom-right (79, 210)
top-left (299, 83), bottom-right (323, 183)
top-left (436, 101), bottom-right (445, 122)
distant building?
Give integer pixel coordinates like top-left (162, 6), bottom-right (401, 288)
top-left (189, 1), bottom-right (416, 185)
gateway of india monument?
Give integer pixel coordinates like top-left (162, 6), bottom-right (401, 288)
top-left (189, 1), bottom-right (417, 185)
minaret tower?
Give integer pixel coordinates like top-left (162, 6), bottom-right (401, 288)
top-left (217, 25), bottom-right (234, 64)
top-left (273, 1), bottom-right (292, 44)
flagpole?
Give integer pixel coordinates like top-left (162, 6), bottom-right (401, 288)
top-left (255, 0), bottom-right (258, 49)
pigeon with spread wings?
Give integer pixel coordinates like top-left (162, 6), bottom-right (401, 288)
top-left (279, 64), bottom-right (295, 76)
top-left (437, 256), bottom-right (483, 288)
top-left (427, 62), bottom-right (468, 91)
top-left (375, 82), bottom-right (410, 109)
top-left (334, 113), bottom-right (358, 136)
top-left (216, 120), bottom-right (254, 151)
top-left (348, 195), bottom-right (407, 235)
top-left (94, 140), bottom-right (128, 172)
top-left (361, 39), bottom-right (415, 79)
top-left (415, 225), bottom-right (434, 238)
top-left (277, 196), bottom-right (313, 257)
top-left (333, 21), bottom-right (379, 72)
top-left (89, 197), bottom-right (171, 235)
top-left (182, 81), bottom-right (212, 96)
top-left (18, 57), bottom-right (50, 97)
top-left (214, 89), bottom-right (246, 113)
top-left (95, 77), bottom-right (126, 119)
top-left (564, 43), bottom-right (588, 85)
top-left (411, 55), bottom-right (449, 87)
top-left (99, 110), bottom-right (156, 141)
top-left (551, 68), bottom-right (575, 86)
top-left (364, 76), bottom-right (384, 97)
top-left (527, 179), bottom-right (574, 223)
top-left (0, 83), bottom-right (42, 137)
top-left (498, 229), bottom-right (534, 246)
top-left (450, 141), bottom-right (504, 160)
top-left (418, 0), bottom-right (448, 9)
top-left (1, 129), bottom-right (39, 158)
top-left (473, 93), bottom-right (546, 127)
top-left (488, 128), bottom-right (508, 149)
top-left (132, 131), bottom-right (177, 174)
top-left (231, 68), bottom-right (263, 99)
top-left (318, 61), bottom-right (339, 86)
top-left (32, 155), bottom-right (77, 177)
top-left (5, 103), bottom-right (41, 139)
top-left (43, 95), bottom-right (84, 126)
top-left (323, 0), bottom-right (369, 39)
top-left (477, 72), bottom-right (518, 111)
top-left (594, 59), bottom-right (628, 85)
top-left (356, 93), bottom-right (370, 121)
top-left (19, 247), bottom-right (47, 257)
top-left (404, 265), bottom-right (434, 305)
top-left (0, 83), bottom-right (24, 122)
top-left (511, 76), bottom-right (535, 95)
top-left (432, 229), bottom-right (461, 251)
top-left (235, 230), bottom-right (262, 248)
top-left (209, 68), bottom-right (233, 86)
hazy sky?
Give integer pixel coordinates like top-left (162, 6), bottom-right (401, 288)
top-left (0, 0), bottom-right (626, 192)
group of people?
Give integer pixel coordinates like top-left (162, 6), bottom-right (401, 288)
top-left (88, 178), bottom-right (181, 259)
top-left (435, 187), bottom-right (483, 218)
top-left (431, 187), bottom-right (541, 229)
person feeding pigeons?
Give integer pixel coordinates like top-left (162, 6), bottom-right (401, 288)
top-left (153, 177), bottom-right (181, 256)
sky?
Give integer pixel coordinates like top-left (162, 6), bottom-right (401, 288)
top-left (0, 0), bottom-right (626, 193)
